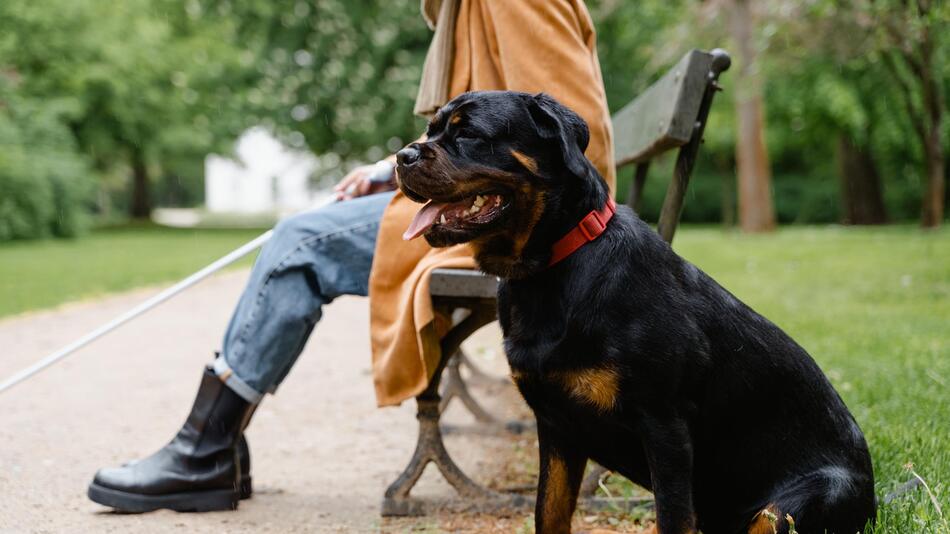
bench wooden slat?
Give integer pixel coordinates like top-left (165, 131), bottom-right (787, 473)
top-left (430, 268), bottom-right (499, 298)
top-left (611, 49), bottom-right (713, 167)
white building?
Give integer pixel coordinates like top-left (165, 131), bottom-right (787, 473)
top-left (205, 127), bottom-right (328, 215)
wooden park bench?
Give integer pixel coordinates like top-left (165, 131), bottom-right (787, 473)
top-left (381, 48), bottom-right (732, 516)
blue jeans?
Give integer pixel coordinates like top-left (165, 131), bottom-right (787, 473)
top-left (212, 191), bottom-right (395, 403)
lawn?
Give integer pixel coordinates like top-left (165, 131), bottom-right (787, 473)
top-left (0, 224), bottom-right (265, 318)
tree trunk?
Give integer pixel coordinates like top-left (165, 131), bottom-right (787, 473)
top-left (921, 136), bottom-right (946, 227)
top-left (836, 134), bottom-right (887, 225)
top-left (727, 0), bottom-right (776, 232)
top-left (916, 13), bottom-right (944, 228)
top-left (919, 54), bottom-right (945, 227)
top-left (129, 147), bottom-right (151, 219)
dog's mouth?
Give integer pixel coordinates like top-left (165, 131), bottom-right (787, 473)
top-left (403, 191), bottom-right (508, 240)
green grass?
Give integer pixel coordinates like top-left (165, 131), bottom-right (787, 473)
top-left (599, 224), bottom-right (949, 533)
top-left (0, 223), bottom-right (265, 318)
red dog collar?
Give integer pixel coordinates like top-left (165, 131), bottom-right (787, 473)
top-left (548, 198), bottom-right (616, 267)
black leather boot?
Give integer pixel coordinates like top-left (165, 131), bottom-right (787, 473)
top-left (88, 366), bottom-right (256, 512)
top-left (237, 434), bottom-right (252, 500)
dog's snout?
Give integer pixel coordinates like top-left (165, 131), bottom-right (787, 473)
top-left (397, 144), bottom-right (421, 166)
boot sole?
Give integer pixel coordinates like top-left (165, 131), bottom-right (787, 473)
top-left (88, 482), bottom-right (239, 513)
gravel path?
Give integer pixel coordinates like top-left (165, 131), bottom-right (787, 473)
top-left (0, 269), bottom-right (521, 533)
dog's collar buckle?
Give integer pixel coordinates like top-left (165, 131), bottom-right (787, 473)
top-left (548, 198), bottom-right (616, 268)
top-left (578, 210), bottom-right (608, 240)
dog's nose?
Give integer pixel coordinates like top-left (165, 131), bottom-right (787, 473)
top-left (396, 145), bottom-right (421, 166)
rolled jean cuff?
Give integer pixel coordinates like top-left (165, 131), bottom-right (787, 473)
top-left (212, 356), bottom-right (264, 404)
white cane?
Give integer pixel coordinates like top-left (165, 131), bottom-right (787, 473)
top-left (0, 195), bottom-right (344, 395)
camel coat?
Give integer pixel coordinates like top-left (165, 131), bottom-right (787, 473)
top-left (369, 0), bottom-right (615, 406)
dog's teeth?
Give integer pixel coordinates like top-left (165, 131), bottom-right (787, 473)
top-left (473, 195), bottom-right (485, 207)
top-left (440, 214), bottom-right (447, 224)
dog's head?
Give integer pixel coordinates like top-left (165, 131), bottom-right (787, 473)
top-left (397, 91), bottom-right (610, 278)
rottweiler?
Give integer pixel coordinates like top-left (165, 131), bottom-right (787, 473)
top-left (396, 90), bottom-right (876, 534)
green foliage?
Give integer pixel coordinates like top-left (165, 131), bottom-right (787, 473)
top-left (627, 166), bottom-right (843, 225)
top-left (0, 0), bottom-right (259, 225)
top-left (589, 0), bottom-right (692, 113)
top-left (216, 0), bottom-right (431, 165)
top-left (587, 0), bottom-right (948, 225)
top-left (1, 0), bottom-right (947, 238)
top-left (756, 0), bottom-right (948, 222)
top-left (0, 77), bottom-right (94, 240)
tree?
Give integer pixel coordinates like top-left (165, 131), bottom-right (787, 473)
top-left (212, 0), bottom-right (431, 180)
top-left (764, 46), bottom-right (892, 225)
top-left (855, 0), bottom-right (947, 228)
top-left (2, 0), bottom-right (258, 219)
top-left (0, 74), bottom-right (94, 239)
top-left (837, 134), bottom-right (888, 224)
top-left (719, 0), bottom-right (777, 232)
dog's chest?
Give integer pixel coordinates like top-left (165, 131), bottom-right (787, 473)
top-left (499, 278), bottom-right (623, 412)
top-left (510, 366), bottom-right (622, 415)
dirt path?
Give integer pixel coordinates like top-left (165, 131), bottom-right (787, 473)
top-left (0, 269), bottom-right (525, 533)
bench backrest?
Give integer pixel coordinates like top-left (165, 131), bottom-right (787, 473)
top-left (613, 50), bottom-right (716, 166)
top-left (609, 48), bottom-right (731, 243)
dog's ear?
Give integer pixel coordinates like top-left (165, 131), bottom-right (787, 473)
top-left (526, 93), bottom-right (591, 179)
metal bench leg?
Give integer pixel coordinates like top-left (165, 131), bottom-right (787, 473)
top-left (439, 352), bottom-right (502, 425)
top-left (439, 352), bottom-right (536, 436)
top-left (381, 398), bottom-right (500, 516)
top-left (381, 303), bottom-right (532, 516)
top-left (457, 350), bottom-right (510, 387)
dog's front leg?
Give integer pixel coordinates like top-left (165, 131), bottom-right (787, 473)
top-left (535, 421), bottom-right (587, 534)
top-left (639, 412), bottom-right (697, 534)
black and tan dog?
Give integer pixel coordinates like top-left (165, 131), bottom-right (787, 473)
top-left (396, 91), bottom-right (876, 534)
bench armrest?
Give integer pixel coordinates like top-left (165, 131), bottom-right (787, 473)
top-left (612, 49), bottom-right (723, 167)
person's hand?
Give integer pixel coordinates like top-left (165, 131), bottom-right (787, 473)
top-left (334, 160), bottom-right (396, 201)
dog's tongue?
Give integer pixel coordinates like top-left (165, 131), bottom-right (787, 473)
top-left (403, 201), bottom-right (446, 240)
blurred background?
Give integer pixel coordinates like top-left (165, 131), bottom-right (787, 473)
top-left (1, 0), bottom-right (946, 242)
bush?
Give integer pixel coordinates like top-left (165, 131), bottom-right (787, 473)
top-left (0, 82), bottom-right (94, 241)
top-left (615, 155), bottom-right (927, 225)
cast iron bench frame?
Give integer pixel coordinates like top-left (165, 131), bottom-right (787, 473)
top-left (382, 48), bottom-right (732, 516)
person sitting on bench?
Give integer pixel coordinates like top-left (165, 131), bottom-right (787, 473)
top-left (88, 0), bottom-right (616, 513)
